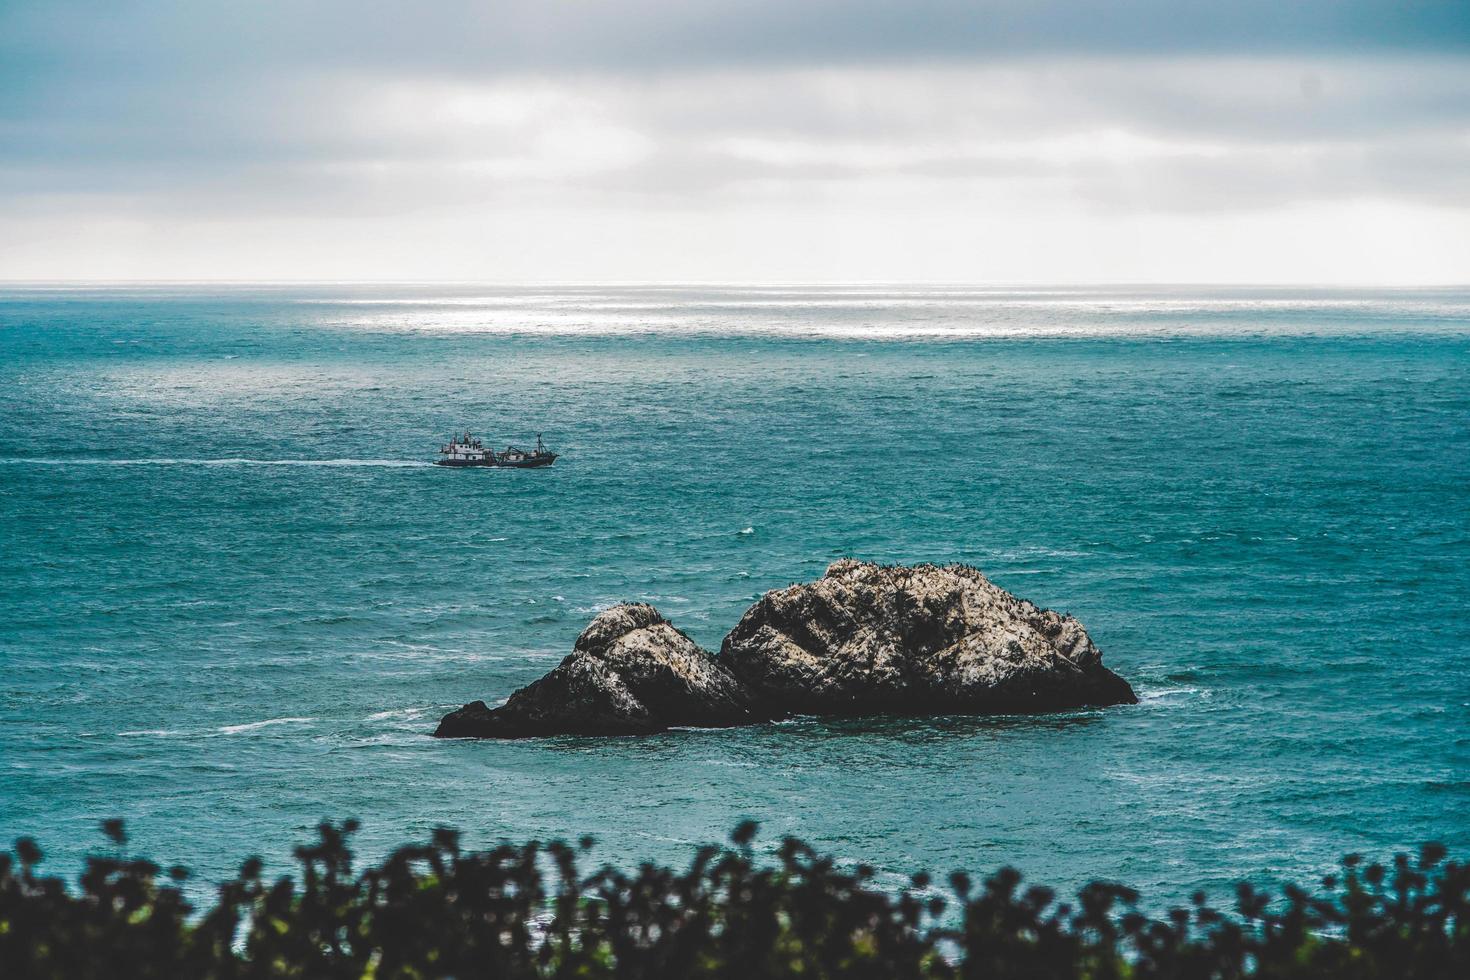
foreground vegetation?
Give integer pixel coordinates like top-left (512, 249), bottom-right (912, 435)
top-left (2, 820), bottom-right (1465, 978)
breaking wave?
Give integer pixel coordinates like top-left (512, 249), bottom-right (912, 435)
top-left (217, 717), bottom-right (316, 734)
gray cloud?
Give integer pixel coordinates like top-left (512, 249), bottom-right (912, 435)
top-left (0, 2), bottom-right (1466, 279)
top-left (3, 1), bottom-right (1466, 143)
top-left (6, 58), bottom-right (1468, 214)
top-left (4, 2), bottom-right (1467, 79)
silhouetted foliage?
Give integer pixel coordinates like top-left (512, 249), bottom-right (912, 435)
top-left (1, 820), bottom-right (1465, 977)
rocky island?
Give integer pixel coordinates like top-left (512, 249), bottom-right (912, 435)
top-left (434, 560), bottom-right (1137, 738)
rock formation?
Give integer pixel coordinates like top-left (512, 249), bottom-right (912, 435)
top-left (435, 561), bottom-right (1135, 739)
top-left (720, 559), bottom-right (1136, 714)
top-left (434, 603), bottom-right (765, 738)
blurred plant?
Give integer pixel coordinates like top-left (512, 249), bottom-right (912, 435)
top-left (0, 820), bottom-right (1464, 978)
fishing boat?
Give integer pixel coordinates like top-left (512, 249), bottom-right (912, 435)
top-left (435, 431), bottom-right (558, 468)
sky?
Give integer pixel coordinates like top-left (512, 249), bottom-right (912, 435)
top-left (1, 1), bottom-right (1468, 283)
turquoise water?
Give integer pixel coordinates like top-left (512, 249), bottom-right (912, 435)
top-left (2, 284), bottom-right (1468, 901)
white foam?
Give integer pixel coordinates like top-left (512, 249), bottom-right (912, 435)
top-left (1139, 687), bottom-right (1203, 703)
top-left (367, 708), bottom-right (426, 721)
top-left (217, 717), bottom-right (315, 734)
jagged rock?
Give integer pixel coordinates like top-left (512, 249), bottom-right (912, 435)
top-left (434, 603), bottom-right (764, 738)
top-left (719, 559), bottom-right (1137, 715)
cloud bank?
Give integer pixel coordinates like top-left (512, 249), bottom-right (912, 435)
top-left (2, 1), bottom-right (1467, 281)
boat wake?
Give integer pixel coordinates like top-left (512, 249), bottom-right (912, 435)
top-left (1, 458), bottom-right (434, 468)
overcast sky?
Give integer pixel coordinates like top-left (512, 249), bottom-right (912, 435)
top-left (2, 1), bottom-right (1468, 282)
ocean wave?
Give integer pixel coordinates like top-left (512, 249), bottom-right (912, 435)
top-left (330, 732), bottom-right (426, 748)
top-left (217, 717), bottom-right (316, 734)
top-left (366, 708), bottom-right (427, 722)
top-left (1138, 686), bottom-right (1205, 703)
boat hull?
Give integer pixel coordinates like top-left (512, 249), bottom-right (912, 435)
top-left (434, 456), bottom-right (557, 468)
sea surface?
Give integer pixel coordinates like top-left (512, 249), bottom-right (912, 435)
top-left (2, 284), bottom-right (1468, 903)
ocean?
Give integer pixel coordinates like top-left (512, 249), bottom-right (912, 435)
top-left (2, 284), bottom-right (1467, 902)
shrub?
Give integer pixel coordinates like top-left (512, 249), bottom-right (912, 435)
top-left (1, 821), bottom-right (1465, 978)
